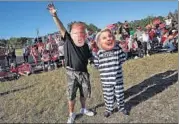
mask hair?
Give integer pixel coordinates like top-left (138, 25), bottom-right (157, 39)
top-left (95, 28), bottom-right (115, 49)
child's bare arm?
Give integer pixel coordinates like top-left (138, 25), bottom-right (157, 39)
top-left (47, 3), bottom-right (66, 38)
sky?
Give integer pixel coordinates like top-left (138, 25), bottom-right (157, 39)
top-left (0, 1), bottom-right (177, 39)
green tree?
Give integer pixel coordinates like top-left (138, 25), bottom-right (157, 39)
top-left (8, 37), bottom-right (17, 47)
top-left (0, 39), bottom-right (8, 47)
top-left (173, 9), bottom-right (178, 22)
top-left (7, 37), bottom-right (31, 48)
top-left (86, 23), bottom-right (101, 32)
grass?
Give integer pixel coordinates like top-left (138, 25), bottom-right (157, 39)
top-left (0, 53), bottom-right (178, 123)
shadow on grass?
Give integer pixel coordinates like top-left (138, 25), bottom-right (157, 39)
top-left (125, 70), bottom-right (178, 111)
top-left (91, 70), bottom-right (178, 114)
top-left (0, 83), bottom-right (38, 96)
top-left (75, 113), bottom-right (83, 120)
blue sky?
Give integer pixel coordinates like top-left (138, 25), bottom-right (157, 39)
top-left (0, 1), bottom-right (177, 39)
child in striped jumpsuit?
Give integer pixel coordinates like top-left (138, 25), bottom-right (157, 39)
top-left (93, 28), bottom-right (129, 117)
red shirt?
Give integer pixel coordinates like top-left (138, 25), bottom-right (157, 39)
top-left (51, 50), bottom-right (59, 61)
top-left (149, 30), bottom-right (156, 40)
top-left (31, 47), bottom-right (38, 57)
top-left (17, 63), bottom-right (31, 73)
top-left (161, 36), bottom-right (167, 44)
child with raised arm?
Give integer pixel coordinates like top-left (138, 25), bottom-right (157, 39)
top-left (47, 3), bottom-right (94, 123)
top-left (93, 28), bottom-right (129, 117)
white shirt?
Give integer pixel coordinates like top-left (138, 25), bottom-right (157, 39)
top-left (46, 43), bottom-right (52, 51)
top-left (165, 19), bottom-right (172, 26)
top-left (128, 35), bottom-right (133, 50)
top-left (142, 33), bottom-right (149, 42)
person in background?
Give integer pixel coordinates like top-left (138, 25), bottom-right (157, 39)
top-left (141, 29), bottom-right (150, 57)
top-left (23, 45), bottom-right (30, 63)
top-left (5, 46), bottom-right (10, 67)
top-left (9, 45), bottom-right (16, 68)
top-left (54, 35), bottom-right (65, 67)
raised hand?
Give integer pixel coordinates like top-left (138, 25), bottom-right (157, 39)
top-left (47, 3), bottom-right (57, 17)
top-left (47, 2), bottom-right (66, 37)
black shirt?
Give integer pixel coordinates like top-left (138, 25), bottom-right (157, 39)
top-left (62, 31), bottom-right (92, 72)
top-left (9, 48), bottom-right (16, 58)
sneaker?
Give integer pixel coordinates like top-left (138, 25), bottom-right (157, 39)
top-left (80, 108), bottom-right (94, 116)
top-left (134, 56), bottom-right (139, 59)
top-left (48, 66), bottom-right (51, 71)
top-left (67, 113), bottom-right (76, 124)
top-left (103, 111), bottom-right (112, 118)
top-left (147, 54), bottom-right (150, 57)
top-left (54, 63), bottom-right (58, 69)
top-left (26, 72), bottom-right (31, 76)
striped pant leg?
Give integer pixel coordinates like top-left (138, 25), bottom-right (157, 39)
top-left (115, 82), bottom-right (125, 111)
top-left (102, 84), bottom-right (115, 113)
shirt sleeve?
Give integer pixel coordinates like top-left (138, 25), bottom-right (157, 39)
top-left (61, 31), bottom-right (71, 42)
top-left (92, 54), bottom-right (99, 69)
top-left (86, 44), bottom-right (93, 59)
top-left (119, 47), bottom-right (126, 64)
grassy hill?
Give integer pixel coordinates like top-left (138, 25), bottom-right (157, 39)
top-left (0, 53), bottom-right (178, 123)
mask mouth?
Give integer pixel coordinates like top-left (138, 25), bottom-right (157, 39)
top-left (106, 40), bottom-right (113, 45)
top-left (77, 39), bottom-right (84, 43)
top-left (73, 39), bottom-right (85, 47)
top-left (107, 43), bottom-right (112, 46)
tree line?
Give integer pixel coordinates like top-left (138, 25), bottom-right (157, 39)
top-left (0, 37), bottom-right (33, 48)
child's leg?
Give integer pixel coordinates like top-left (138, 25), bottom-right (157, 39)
top-left (41, 61), bottom-right (45, 71)
top-left (115, 82), bottom-right (125, 111)
top-left (23, 54), bottom-right (26, 62)
top-left (54, 61), bottom-right (58, 69)
top-left (143, 42), bottom-right (147, 56)
top-left (33, 55), bottom-right (37, 65)
top-left (47, 60), bottom-right (51, 70)
top-left (102, 84), bottom-right (115, 113)
top-left (25, 56), bottom-right (28, 63)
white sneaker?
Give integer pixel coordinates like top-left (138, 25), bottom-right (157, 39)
top-left (67, 113), bottom-right (76, 124)
top-left (80, 108), bottom-right (94, 116)
top-left (134, 56), bottom-right (139, 59)
top-left (147, 54), bottom-right (150, 57)
top-left (48, 66), bottom-right (51, 71)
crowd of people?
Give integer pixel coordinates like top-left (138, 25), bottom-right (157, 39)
top-left (87, 18), bottom-right (178, 60)
top-left (1, 33), bottom-right (65, 79)
top-left (26, 34), bottom-right (65, 71)
top-left (3, 10), bottom-right (177, 76)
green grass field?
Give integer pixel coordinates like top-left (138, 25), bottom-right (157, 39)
top-left (0, 53), bottom-right (178, 123)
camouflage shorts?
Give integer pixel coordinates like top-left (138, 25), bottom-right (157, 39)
top-left (66, 69), bottom-right (91, 101)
